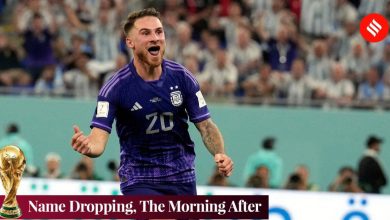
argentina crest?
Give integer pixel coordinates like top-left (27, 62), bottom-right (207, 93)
top-left (170, 90), bottom-right (183, 106)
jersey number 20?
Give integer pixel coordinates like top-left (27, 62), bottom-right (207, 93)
top-left (145, 112), bottom-right (174, 134)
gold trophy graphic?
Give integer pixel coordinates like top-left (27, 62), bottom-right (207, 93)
top-left (0, 145), bottom-right (26, 218)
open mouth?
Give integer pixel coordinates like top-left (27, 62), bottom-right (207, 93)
top-left (148, 46), bottom-right (160, 56)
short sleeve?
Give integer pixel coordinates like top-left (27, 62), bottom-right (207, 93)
top-left (90, 93), bottom-right (117, 133)
top-left (183, 70), bottom-right (211, 123)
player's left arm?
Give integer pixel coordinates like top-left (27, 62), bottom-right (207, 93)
top-left (195, 118), bottom-right (234, 177)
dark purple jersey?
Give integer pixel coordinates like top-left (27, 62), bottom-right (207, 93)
top-left (91, 59), bottom-right (210, 190)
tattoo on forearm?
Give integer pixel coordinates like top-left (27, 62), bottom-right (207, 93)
top-left (199, 120), bottom-right (224, 156)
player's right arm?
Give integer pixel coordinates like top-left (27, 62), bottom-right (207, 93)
top-left (72, 67), bottom-right (122, 157)
top-left (71, 125), bottom-right (109, 158)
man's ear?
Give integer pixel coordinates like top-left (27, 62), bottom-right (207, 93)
top-left (126, 36), bottom-right (134, 49)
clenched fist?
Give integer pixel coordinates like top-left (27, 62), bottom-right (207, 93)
top-left (214, 153), bottom-right (234, 177)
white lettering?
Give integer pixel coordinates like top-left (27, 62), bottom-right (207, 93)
top-left (228, 200), bottom-right (238, 212)
top-left (228, 200), bottom-right (262, 213)
top-left (69, 200), bottom-right (135, 215)
top-left (28, 200), bottom-right (66, 212)
top-left (140, 200), bottom-right (165, 212)
top-left (70, 200), bottom-right (80, 212)
top-left (168, 200), bottom-right (226, 215)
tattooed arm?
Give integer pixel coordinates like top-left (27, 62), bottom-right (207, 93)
top-left (195, 118), bottom-right (234, 176)
top-left (195, 118), bottom-right (225, 155)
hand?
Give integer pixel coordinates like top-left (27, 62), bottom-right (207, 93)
top-left (214, 153), bottom-right (233, 177)
top-left (71, 125), bottom-right (91, 155)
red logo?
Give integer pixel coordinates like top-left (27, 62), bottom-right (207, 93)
top-left (360, 13), bottom-right (388, 42)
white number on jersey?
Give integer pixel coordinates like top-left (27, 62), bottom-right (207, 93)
top-left (145, 112), bottom-right (174, 134)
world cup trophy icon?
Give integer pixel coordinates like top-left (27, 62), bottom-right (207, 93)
top-left (0, 145), bottom-right (26, 218)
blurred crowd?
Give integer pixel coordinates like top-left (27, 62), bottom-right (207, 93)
top-left (208, 136), bottom-right (387, 194)
top-left (0, 122), bottom-right (386, 194)
top-left (0, 0), bottom-right (390, 108)
top-left (0, 122), bottom-right (119, 182)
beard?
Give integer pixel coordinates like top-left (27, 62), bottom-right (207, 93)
top-left (135, 47), bottom-right (165, 68)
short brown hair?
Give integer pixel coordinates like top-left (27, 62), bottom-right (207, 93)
top-left (123, 8), bottom-right (161, 35)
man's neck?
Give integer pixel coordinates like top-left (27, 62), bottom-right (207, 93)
top-left (134, 57), bottom-right (162, 81)
top-left (365, 148), bottom-right (379, 158)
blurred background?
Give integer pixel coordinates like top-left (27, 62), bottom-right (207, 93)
top-left (0, 0), bottom-right (390, 218)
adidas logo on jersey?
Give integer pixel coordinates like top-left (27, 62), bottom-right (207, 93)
top-left (131, 102), bottom-right (143, 111)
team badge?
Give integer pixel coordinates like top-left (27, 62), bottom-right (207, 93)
top-left (170, 91), bottom-right (183, 106)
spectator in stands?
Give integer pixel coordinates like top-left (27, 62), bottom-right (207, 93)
top-left (357, 67), bottom-right (385, 103)
top-left (329, 166), bottom-right (362, 193)
top-left (306, 39), bottom-right (331, 81)
top-left (62, 51), bottom-right (100, 98)
top-left (376, 39), bottom-right (390, 77)
top-left (107, 159), bottom-right (119, 181)
top-left (230, 25), bottom-right (262, 77)
top-left (160, 8), bottom-right (179, 41)
top-left (72, 162), bottom-right (89, 180)
top-left (384, 1), bottom-right (390, 21)
top-left (52, 37), bottom-right (68, 68)
top-left (208, 166), bottom-right (234, 187)
top-left (357, 0), bottom-right (385, 19)
top-left (103, 53), bottom-right (129, 83)
top-left (358, 135), bottom-right (387, 194)
top-left (383, 68), bottom-right (390, 101)
top-left (316, 62), bottom-right (355, 107)
top-left (295, 164), bottom-right (319, 191)
top-left (246, 165), bottom-right (269, 188)
top-left (330, 17), bottom-right (363, 60)
top-left (202, 12), bottom-right (226, 48)
top-left (166, 21), bottom-right (200, 64)
top-left (278, 58), bottom-right (318, 105)
top-left (199, 32), bottom-right (221, 68)
top-left (247, 0), bottom-right (272, 20)
top-left (3, 0), bottom-right (390, 109)
top-left (0, 123), bottom-right (35, 172)
top-left (230, 25), bottom-right (262, 94)
top-left (92, 8), bottom-right (120, 62)
top-left (341, 39), bottom-right (369, 85)
top-left (44, 152), bottom-right (64, 179)
top-left (369, 36), bottom-right (390, 68)
top-left (254, 0), bottom-right (291, 41)
top-left (183, 55), bottom-right (203, 82)
top-left (71, 156), bottom-right (103, 181)
top-left (34, 65), bottom-right (65, 96)
top-left (242, 63), bottom-right (277, 102)
top-left (300, 0), bottom-right (333, 38)
top-left (266, 25), bottom-right (298, 72)
top-left (333, 0), bottom-right (358, 31)
top-left (0, 0), bottom-right (5, 22)
top-left (386, 1), bottom-right (390, 21)
top-left (199, 47), bottom-right (238, 97)
top-left (64, 1), bottom-right (121, 63)
top-left (243, 137), bottom-right (283, 188)
top-left (74, 0), bottom-right (94, 26)
top-left (219, 1), bottom-right (249, 46)
top-left (14, 0), bottom-right (54, 32)
top-left (287, 0), bottom-right (302, 26)
top-left (62, 34), bottom-right (90, 71)
top-left (181, 0), bottom-right (215, 41)
top-left (16, 12), bottom-right (57, 83)
top-left (46, 0), bottom-right (68, 44)
top-left (64, 49), bottom-right (116, 98)
top-left (284, 172), bottom-right (306, 190)
top-left (0, 30), bottom-right (31, 88)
